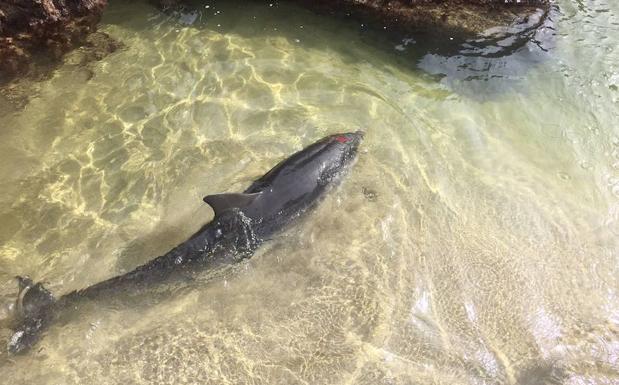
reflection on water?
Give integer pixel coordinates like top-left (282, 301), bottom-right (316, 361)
top-left (1, 0), bottom-right (618, 383)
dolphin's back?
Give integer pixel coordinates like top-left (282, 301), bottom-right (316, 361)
top-left (241, 134), bottom-right (359, 238)
top-left (244, 136), bottom-right (331, 194)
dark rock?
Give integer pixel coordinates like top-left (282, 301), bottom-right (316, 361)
top-left (292, 0), bottom-right (550, 38)
top-left (155, 0), bottom-right (549, 38)
top-left (0, 0), bottom-right (109, 82)
top-left (0, 30), bottom-right (121, 110)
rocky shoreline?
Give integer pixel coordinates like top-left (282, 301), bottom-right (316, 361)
top-left (0, 0), bottom-right (550, 86)
top-left (292, 0), bottom-right (549, 38)
top-left (0, 0), bottom-right (112, 81)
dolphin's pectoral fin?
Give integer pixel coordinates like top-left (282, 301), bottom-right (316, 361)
top-left (203, 192), bottom-right (261, 217)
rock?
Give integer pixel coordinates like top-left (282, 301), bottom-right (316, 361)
top-left (155, 1), bottom-right (549, 37)
top-left (155, 0), bottom-right (550, 43)
top-left (292, 0), bottom-right (550, 38)
top-left (0, 0), bottom-right (109, 82)
top-left (0, 30), bottom-right (122, 110)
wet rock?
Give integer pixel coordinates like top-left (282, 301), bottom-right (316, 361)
top-left (0, 0), bottom-right (109, 83)
top-left (157, 0), bottom-right (549, 38)
top-left (293, 0), bottom-right (550, 38)
top-left (0, 30), bottom-right (121, 110)
top-left (63, 31), bottom-right (123, 66)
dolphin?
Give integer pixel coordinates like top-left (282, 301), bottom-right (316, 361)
top-left (6, 131), bottom-right (363, 354)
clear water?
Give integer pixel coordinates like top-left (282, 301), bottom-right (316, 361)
top-left (1, 0), bottom-right (618, 383)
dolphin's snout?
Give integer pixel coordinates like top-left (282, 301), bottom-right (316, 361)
top-left (349, 131), bottom-right (363, 150)
top-left (347, 131), bottom-right (364, 148)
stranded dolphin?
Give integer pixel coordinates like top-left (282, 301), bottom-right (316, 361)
top-left (7, 131), bottom-right (363, 354)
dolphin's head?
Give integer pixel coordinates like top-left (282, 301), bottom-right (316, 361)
top-left (236, 130), bottom-right (364, 238)
top-left (321, 131), bottom-right (364, 173)
top-left (330, 130), bottom-right (364, 159)
top-left (293, 130), bottom-right (363, 191)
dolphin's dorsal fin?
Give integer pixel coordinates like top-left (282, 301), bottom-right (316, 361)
top-left (203, 193), bottom-right (261, 217)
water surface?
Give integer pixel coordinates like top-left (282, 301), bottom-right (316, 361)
top-left (0, 0), bottom-right (618, 384)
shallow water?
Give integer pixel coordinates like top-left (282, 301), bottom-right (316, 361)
top-left (1, 0), bottom-right (618, 383)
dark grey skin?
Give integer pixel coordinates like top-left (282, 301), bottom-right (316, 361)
top-left (7, 131), bottom-right (363, 354)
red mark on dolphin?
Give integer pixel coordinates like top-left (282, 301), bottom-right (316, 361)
top-left (335, 135), bottom-right (350, 143)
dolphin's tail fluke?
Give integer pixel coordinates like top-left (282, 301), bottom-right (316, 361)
top-left (8, 276), bottom-right (56, 354)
